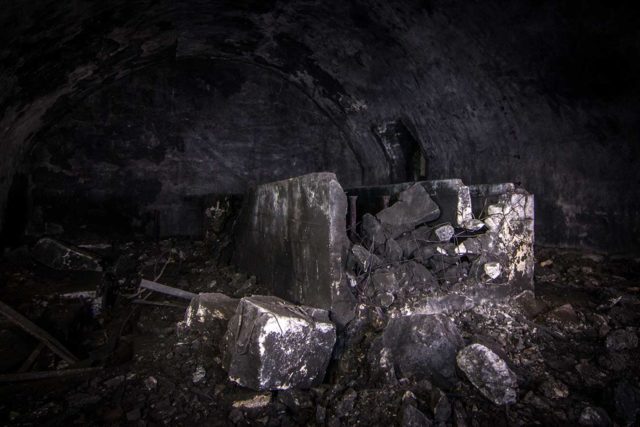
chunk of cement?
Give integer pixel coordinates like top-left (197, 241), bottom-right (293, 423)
top-left (184, 293), bottom-right (239, 327)
top-left (605, 328), bottom-right (638, 351)
top-left (434, 224), bottom-right (455, 242)
top-left (382, 314), bottom-right (463, 389)
top-left (361, 213), bottom-right (386, 248)
top-left (483, 262), bottom-right (502, 279)
top-left (384, 238), bottom-right (404, 263)
top-left (456, 343), bottom-right (518, 405)
top-left (397, 261), bottom-right (438, 291)
top-left (32, 238), bottom-right (102, 272)
top-left (233, 172), bottom-right (353, 327)
top-left (376, 184), bottom-right (440, 238)
top-left (351, 244), bottom-right (383, 272)
top-left (223, 296), bottom-right (336, 390)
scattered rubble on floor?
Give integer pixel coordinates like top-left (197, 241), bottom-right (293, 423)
top-left (31, 237), bottom-right (102, 272)
top-left (456, 343), bottom-right (518, 405)
top-left (0, 174), bottom-right (638, 425)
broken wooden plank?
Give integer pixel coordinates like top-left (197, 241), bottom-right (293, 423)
top-left (18, 342), bottom-right (45, 373)
top-left (0, 299), bottom-right (78, 364)
top-left (132, 299), bottom-right (187, 309)
top-left (139, 279), bottom-right (196, 300)
top-left (0, 367), bottom-right (101, 383)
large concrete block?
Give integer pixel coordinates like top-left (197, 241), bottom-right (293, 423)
top-left (233, 173), bottom-right (354, 326)
top-left (223, 296), bottom-right (336, 390)
top-left (465, 185), bottom-right (535, 294)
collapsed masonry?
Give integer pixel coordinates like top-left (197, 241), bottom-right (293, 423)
top-left (215, 172), bottom-right (534, 394)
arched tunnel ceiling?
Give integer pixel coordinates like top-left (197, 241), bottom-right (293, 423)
top-left (1, 0), bottom-right (639, 251)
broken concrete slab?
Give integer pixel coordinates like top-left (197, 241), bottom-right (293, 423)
top-left (434, 224), bottom-right (455, 242)
top-left (351, 244), bottom-right (383, 272)
top-left (361, 213), bottom-right (386, 248)
top-left (223, 296), bottom-right (336, 390)
top-left (233, 173), bottom-right (354, 326)
top-left (456, 343), bottom-right (518, 405)
top-left (381, 314), bottom-right (463, 389)
top-left (376, 184), bottom-right (440, 238)
top-left (31, 238), bottom-right (102, 272)
top-left (183, 293), bottom-right (239, 328)
top-left (471, 186), bottom-right (535, 293)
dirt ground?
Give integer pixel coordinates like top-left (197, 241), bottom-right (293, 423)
top-left (0, 238), bottom-right (638, 426)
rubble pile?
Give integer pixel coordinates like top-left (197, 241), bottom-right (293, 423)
top-left (346, 181), bottom-right (534, 317)
top-left (0, 174), bottom-right (638, 426)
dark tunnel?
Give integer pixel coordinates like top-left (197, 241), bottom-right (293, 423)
top-left (0, 0), bottom-right (639, 425)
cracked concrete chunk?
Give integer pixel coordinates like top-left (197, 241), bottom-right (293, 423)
top-left (434, 224), bottom-right (455, 242)
top-left (605, 328), bottom-right (638, 351)
top-left (382, 314), bottom-right (463, 389)
top-left (223, 296), bottom-right (336, 390)
top-left (32, 237), bottom-right (102, 272)
top-left (376, 184), bottom-right (440, 238)
top-left (384, 238), bottom-right (404, 263)
top-left (233, 172), bottom-right (353, 327)
top-left (184, 293), bottom-right (239, 327)
top-left (483, 262), bottom-right (501, 279)
top-left (362, 213), bottom-right (386, 247)
top-left (456, 343), bottom-right (518, 405)
top-left (351, 244), bottom-right (383, 272)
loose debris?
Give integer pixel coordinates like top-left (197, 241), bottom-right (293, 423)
top-left (0, 177), bottom-right (637, 425)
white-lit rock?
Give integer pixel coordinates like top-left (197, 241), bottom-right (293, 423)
top-left (223, 296), bottom-right (336, 390)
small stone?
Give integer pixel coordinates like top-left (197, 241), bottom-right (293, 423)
top-left (539, 377), bottom-right (569, 400)
top-left (402, 405), bottom-right (433, 426)
top-left (614, 380), bottom-right (640, 426)
top-left (376, 184), bottom-right (441, 238)
top-left (382, 314), bottom-right (464, 389)
top-left (405, 261), bottom-right (438, 290)
top-left (434, 224), bottom-right (455, 242)
top-left (456, 344), bottom-right (518, 405)
top-left (384, 239), bottom-right (404, 263)
top-left (126, 407), bottom-right (141, 422)
top-left (183, 293), bottom-right (239, 330)
top-left (396, 235), bottom-right (421, 258)
top-left (545, 304), bottom-right (579, 324)
top-left (578, 406), bottom-right (612, 427)
top-left (430, 388), bottom-right (452, 423)
top-left (351, 244), bottom-right (383, 272)
top-left (335, 389), bottom-right (358, 418)
top-left (483, 262), bottom-right (501, 279)
top-left (232, 393), bottom-right (272, 410)
top-left (605, 328), bottom-right (638, 351)
top-left (362, 213), bottom-right (387, 247)
top-left (372, 270), bottom-right (398, 294)
top-left (192, 365), bottom-right (206, 383)
top-left (144, 376), bottom-right (157, 391)
top-left (223, 296), bottom-right (336, 390)
top-left (462, 219), bottom-right (485, 232)
top-left (539, 259), bottom-right (553, 267)
top-left (103, 375), bottom-right (125, 389)
top-left (32, 238), bottom-right (102, 272)
top-left (376, 292), bottom-right (395, 308)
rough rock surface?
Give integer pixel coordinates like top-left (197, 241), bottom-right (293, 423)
top-left (456, 343), bottom-right (518, 405)
top-left (31, 238), bottom-right (102, 272)
top-left (233, 172), bottom-right (354, 326)
top-left (376, 184), bottom-right (440, 238)
top-left (181, 293), bottom-right (238, 330)
top-left (380, 314), bottom-right (463, 389)
top-left (223, 296), bottom-right (336, 390)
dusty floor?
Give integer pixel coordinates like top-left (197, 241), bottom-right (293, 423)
top-left (0, 239), bottom-right (638, 426)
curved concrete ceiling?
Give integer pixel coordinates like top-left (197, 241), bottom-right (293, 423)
top-left (1, 0), bottom-right (639, 251)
